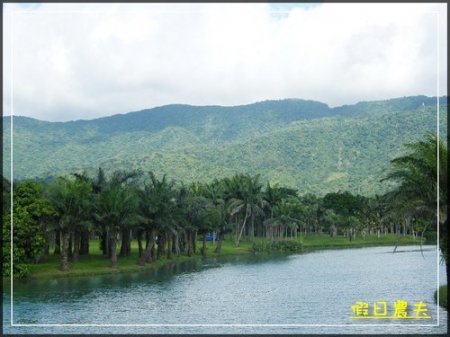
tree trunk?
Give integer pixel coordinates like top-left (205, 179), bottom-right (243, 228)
top-left (215, 231), bottom-right (223, 253)
top-left (72, 229), bottom-right (81, 262)
top-left (105, 229), bottom-right (110, 258)
top-left (100, 228), bottom-right (108, 255)
top-left (109, 230), bottom-right (117, 268)
top-left (173, 231), bottom-right (180, 257)
top-left (138, 228), bottom-right (156, 265)
top-left (119, 228), bottom-right (131, 257)
top-left (200, 233), bottom-right (207, 257)
top-left (393, 232), bottom-right (403, 253)
top-left (179, 231), bottom-right (185, 253)
top-left (250, 213), bottom-right (255, 243)
top-left (145, 229), bottom-right (151, 249)
top-left (193, 231), bottom-right (197, 254)
top-left (60, 231), bottom-right (70, 272)
top-left (68, 232), bottom-right (73, 258)
top-left (54, 229), bottom-right (61, 255)
top-left (167, 231), bottom-right (173, 260)
top-left (43, 241), bottom-right (50, 257)
top-left (43, 229), bottom-right (51, 257)
top-left (187, 230), bottom-right (193, 257)
top-left (235, 213), bottom-right (248, 246)
top-left (235, 215), bottom-right (239, 245)
top-left (137, 228), bottom-right (144, 258)
top-left (126, 230), bottom-right (132, 256)
top-left (79, 229), bottom-right (90, 255)
top-left (157, 232), bottom-right (165, 259)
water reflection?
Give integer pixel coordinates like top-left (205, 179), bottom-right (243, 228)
top-left (3, 245), bottom-right (447, 334)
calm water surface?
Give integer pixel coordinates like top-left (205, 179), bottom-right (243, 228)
top-left (3, 245), bottom-right (448, 334)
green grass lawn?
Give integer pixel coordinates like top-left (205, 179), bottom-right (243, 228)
top-left (4, 234), bottom-right (428, 281)
top-left (22, 237), bottom-right (255, 280)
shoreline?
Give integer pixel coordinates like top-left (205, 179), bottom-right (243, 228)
top-left (2, 234), bottom-right (432, 283)
top-left (4, 236), bottom-right (447, 311)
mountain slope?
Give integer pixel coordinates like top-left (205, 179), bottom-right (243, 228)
top-left (83, 104), bottom-right (446, 196)
top-left (2, 96), bottom-right (447, 196)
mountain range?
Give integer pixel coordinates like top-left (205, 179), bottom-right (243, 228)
top-left (2, 95), bottom-right (447, 196)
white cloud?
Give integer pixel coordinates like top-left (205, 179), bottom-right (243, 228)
top-left (2, 2), bottom-right (447, 121)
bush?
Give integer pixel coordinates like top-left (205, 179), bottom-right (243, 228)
top-left (252, 240), bottom-right (302, 253)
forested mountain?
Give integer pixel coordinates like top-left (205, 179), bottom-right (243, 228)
top-left (2, 95), bottom-right (447, 196)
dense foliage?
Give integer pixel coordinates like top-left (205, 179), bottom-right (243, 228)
top-left (3, 96), bottom-right (447, 196)
top-left (2, 180), bottom-right (55, 277)
top-left (3, 132), bottom-right (446, 280)
top-left (381, 131), bottom-right (448, 271)
top-left (252, 240), bottom-right (302, 253)
top-left (3, 93), bottom-right (447, 284)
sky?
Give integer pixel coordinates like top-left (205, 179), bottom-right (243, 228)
top-left (2, 2), bottom-right (447, 122)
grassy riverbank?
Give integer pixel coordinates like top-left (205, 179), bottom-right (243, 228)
top-left (3, 234), bottom-right (426, 281)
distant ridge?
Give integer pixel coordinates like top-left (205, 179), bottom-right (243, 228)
top-left (2, 95), bottom-right (447, 196)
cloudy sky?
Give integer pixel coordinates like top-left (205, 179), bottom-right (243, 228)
top-left (2, 2), bottom-right (447, 122)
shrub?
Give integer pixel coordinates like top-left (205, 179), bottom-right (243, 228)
top-left (251, 240), bottom-right (302, 253)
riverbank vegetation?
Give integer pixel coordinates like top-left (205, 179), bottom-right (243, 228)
top-left (2, 234), bottom-right (420, 281)
top-left (2, 132), bottom-right (447, 290)
top-left (435, 285), bottom-right (447, 310)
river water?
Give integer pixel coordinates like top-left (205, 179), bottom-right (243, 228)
top-left (2, 245), bottom-right (448, 334)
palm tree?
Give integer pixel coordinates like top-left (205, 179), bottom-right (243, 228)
top-left (137, 172), bottom-right (176, 265)
top-left (298, 193), bottom-right (320, 237)
top-left (201, 179), bottom-right (229, 253)
top-left (223, 174), bottom-right (243, 244)
top-left (264, 183), bottom-right (286, 237)
top-left (178, 185), bottom-right (207, 257)
top-left (70, 171), bottom-right (96, 260)
top-left (173, 185), bottom-right (193, 256)
top-left (94, 183), bottom-right (138, 268)
top-left (48, 177), bottom-right (92, 271)
top-left (91, 168), bottom-right (142, 259)
top-left (382, 132), bottom-right (448, 284)
top-left (264, 196), bottom-right (302, 242)
top-left (92, 168), bottom-right (109, 255)
top-left (227, 174), bottom-right (267, 246)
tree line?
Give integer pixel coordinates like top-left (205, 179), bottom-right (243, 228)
top-left (2, 132), bottom-right (447, 283)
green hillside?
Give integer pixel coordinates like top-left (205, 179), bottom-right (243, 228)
top-left (2, 96), bottom-right (447, 196)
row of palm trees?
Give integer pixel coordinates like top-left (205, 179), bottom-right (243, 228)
top-left (3, 131), bottom-right (446, 280)
top-left (46, 169), bottom-right (307, 271)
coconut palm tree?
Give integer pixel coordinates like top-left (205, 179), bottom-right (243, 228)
top-left (227, 174), bottom-right (268, 246)
top-left (382, 131), bottom-right (448, 284)
top-left (264, 197), bottom-right (301, 242)
top-left (264, 183), bottom-right (287, 237)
